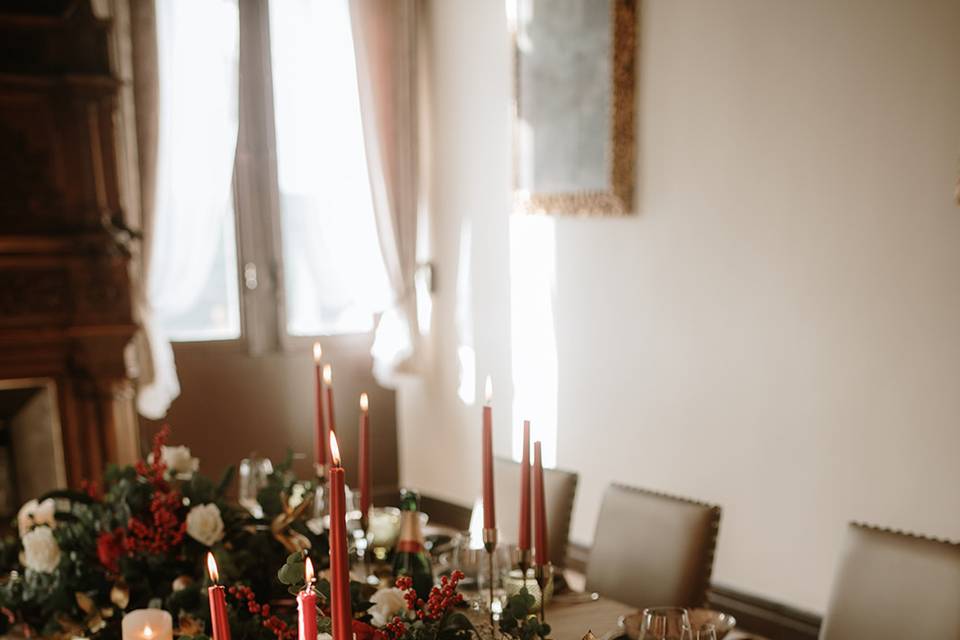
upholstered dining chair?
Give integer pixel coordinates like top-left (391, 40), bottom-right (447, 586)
top-left (485, 456), bottom-right (578, 567)
top-left (585, 484), bottom-right (721, 610)
top-left (819, 522), bottom-right (960, 640)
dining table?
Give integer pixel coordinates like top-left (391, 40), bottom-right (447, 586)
top-left (465, 592), bottom-right (767, 639)
top-left (548, 596), bottom-right (766, 639)
top-left (423, 524), bottom-right (766, 640)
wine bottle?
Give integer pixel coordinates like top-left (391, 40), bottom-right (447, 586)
top-left (392, 489), bottom-right (433, 599)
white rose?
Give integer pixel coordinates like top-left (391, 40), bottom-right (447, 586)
top-left (17, 498), bottom-right (57, 536)
top-left (149, 445), bottom-right (199, 477)
top-left (368, 587), bottom-right (408, 627)
top-left (22, 526), bottom-right (61, 573)
top-left (185, 504), bottom-right (225, 547)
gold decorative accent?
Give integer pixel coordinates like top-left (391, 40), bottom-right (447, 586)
top-left (109, 582), bottom-right (129, 609)
top-left (512, 0), bottom-right (638, 216)
top-left (177, 612), bottom-right (205, 636)
top-left (269, 491), bottom-right (315, 553)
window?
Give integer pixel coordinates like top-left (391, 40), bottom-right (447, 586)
top-left (154, 0), bottom-right (390, 344)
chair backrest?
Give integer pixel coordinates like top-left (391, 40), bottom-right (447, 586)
top-left (491, 456), bottom-right (578, 567)
top-left (585, 484), bottom-right (720, 609)
top-left (819, 522), bottom-right (960, 640)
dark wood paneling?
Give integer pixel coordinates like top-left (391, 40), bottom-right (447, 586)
top-left (0, 0), bottom-right (138, 487)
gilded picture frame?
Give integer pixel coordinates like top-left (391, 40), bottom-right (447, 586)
top-left (510, 0), bottom-right (637, 216)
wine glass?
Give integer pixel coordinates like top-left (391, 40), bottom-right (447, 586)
top-left (693, 623), bottom-right (718, 640)
top-left (450, 531), bottom-right (485, 605)
top-left (638, 607), bottom-right (693, 640)
top-left (238, 456), bottom-right (273, 518)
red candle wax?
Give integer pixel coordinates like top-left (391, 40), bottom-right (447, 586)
top-left (533, 441), bottom-right (549, 567)
top-left (359, 393), bottom-right (371, 518)
top-left (328, 433), bottom-right (353, 640)
top-left (298, 557), bottom-right (318, 640)
top-left (481, 376), bottom-right (496, 530)
top-left (518, 420), bottom-right (531, 551)
top-left (313, 343), bottom-right (326, 471)
top-left (206, 553), bottom-right (231, 640)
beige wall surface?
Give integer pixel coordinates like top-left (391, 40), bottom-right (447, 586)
top-left (399, 0), bottom-right (960, 613)
top-left (142, 336), bottom-right (398, 493)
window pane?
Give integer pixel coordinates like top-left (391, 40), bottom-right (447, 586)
top-left (156, 217), bottom-right (241, 342)
top-left (152, 0), bottom-right (241, 342)
top-left (269, 0), bottom-right (392, 337)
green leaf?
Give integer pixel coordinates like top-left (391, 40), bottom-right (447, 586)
top-left (277, 559), bottom-right (305, 587)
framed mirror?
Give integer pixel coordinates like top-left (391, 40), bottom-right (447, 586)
top-left (510, 0), bottom-right (637, 216)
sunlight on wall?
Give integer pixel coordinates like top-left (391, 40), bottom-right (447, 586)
top-left (455, 221), bottom-right (477, 405)
top-left (509, 215), bottom-right (558, 467)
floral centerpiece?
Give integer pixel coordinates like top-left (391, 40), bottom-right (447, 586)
top-left (276, 551), bottom-right (475, 640)
top-left (1, 427), bottom-right (564, 640)
top-left (0, 427), bottom-right (323, 640)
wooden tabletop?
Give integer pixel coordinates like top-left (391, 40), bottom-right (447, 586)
top-left (547, 595), bottom-right (633, 638)
top-left (545, 595), bottom-right (766, 640)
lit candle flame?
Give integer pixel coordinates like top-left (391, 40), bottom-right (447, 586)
top-left (304, 556), bottom-right (315, 585)
top-left (484, 376), bottom-right (493, 404)
top-left (312, 341), bottom-right (322, 364)
top-left (323, 364), bottom-right (333, 385)
top-left (206, 552), bottom-right (219, 583)
top-left (143, 625), bottom-right (154, 639)
top-left (360, 392), bottom-right (369, 412)
top-left (329, 431), bottom-right (342, 467)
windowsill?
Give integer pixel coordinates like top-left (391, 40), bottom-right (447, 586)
top-left (168, 331), bottom-right (377, 357)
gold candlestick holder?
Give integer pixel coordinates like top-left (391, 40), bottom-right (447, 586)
top-left (512, 547), bottom-right (532, 593)
top-left (534, 563), bottom-right (551, 624)
top-left (483, 528), bottom-right (498, 637)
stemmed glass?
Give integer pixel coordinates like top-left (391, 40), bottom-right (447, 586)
top-left (638, 607), bottom-right (693, 640)
top-left (693, 624), bottom-right (718, 640)
top-left (238, 456), bottom-right (273, 519)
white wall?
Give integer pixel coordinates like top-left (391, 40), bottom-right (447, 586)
top-left (399, 0), bottom-right (960, 613)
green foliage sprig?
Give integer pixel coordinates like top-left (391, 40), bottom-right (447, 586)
top-left (499, 588), bottom-right (551, 640)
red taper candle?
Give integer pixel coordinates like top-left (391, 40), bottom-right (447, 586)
top-left (206, 553), bottom-right (231, 640)
top-left (481, 376), bottom-right (496, 530)
top-left (312, 343), bottom-right (327, 471)
top-left (328, 433), bottom-right (353, 639)
top-left (323, 365), bottom-right (336, 440)
top-left (518, 420), bottom-right (531, 551)
top-left (298, 557), bottom-right (318, 640)
top-left (533, 441), bottom-right (548, 567)
top-left (359, 393), bottom-right (372, 518)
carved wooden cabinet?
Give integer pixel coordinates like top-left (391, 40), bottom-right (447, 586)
top-left (0, 0), bottom-right (139, 489)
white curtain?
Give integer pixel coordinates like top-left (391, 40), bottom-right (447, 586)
top-left (349, 0), bottom-right (425, 386)
top-left (136, 0), bottom-right (239, 418)
top-left (268, 0), bottom-right (392, 338)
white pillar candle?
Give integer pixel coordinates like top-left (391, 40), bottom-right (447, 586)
top-left (122, 609), bottom-right (173, 640)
